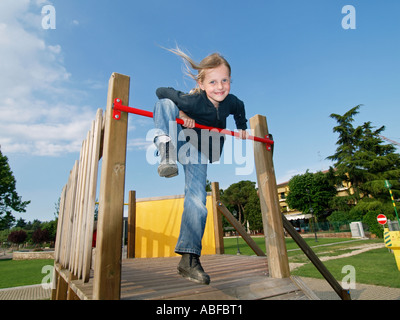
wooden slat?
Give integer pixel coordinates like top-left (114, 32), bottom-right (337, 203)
top-left (83, 109), bottom-right (103, 282)
top-left (54, 185), bottom-right (66, 263)
top-left (211, 182), bottom-right (224, 254)
top-left (282, 214), bottom-right (351, 300)
top-left (127, 190), bottom-right (136, 259)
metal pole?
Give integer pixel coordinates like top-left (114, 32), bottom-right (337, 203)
top-left (385, 180), bottom-right (400, 226)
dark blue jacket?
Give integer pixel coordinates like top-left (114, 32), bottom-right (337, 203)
top-left (156, 87), bottom-right (248, 162)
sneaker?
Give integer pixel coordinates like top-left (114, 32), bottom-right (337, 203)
top-left (177, 253), bottom-right (210, 285)
top-left (157, 141), bottom-right (178, 178)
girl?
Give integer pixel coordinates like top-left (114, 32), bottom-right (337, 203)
top-left (153, 47), bottom-right (248, 285)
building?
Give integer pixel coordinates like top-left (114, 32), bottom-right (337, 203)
top-left (276, 169), bottom-right (353, 232)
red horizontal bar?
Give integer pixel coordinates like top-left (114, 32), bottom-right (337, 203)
top-left (113, 98), bottom-right (274, 147)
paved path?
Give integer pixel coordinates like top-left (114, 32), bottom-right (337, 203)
top-left (300, 277), bottom-right (400, 300)
top-left (0, 284), bottom-right (52, 300)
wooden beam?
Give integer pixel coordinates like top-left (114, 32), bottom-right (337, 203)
top-left (281, 214), bottom-right (351, 300)
top-left (250, 114), bottom-right (290, 278)
top-left (93, 73), bottom-right (130, 300)
top-left (216, 201), bottom-right (265, 257)
top-left (211, 182), bottom-right (224, 254)
top-left (127, 190), bottom-right (136, 259)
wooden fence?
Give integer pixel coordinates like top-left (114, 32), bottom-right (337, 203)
top-left (53, 73), bottom-right (130, 300)
top-left (53, 108), bottom-right (103, 296)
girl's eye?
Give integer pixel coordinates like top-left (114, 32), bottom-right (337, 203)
top-left (210, 81), bottom-right (216, 84)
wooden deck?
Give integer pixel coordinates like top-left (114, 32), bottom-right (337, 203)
top-left (68, 255), bottom-right (317, 300)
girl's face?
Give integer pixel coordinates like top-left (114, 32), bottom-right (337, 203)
top-left (198, 64), bottom-right (231, 108)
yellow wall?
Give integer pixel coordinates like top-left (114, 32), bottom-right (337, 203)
top-left (135, 195), bottom-right (216, 258)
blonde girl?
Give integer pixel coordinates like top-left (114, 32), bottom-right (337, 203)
top-left (153, 47), bottom-right (248, 285)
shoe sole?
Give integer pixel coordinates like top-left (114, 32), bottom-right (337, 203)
top-left (158, 165), bottom-right (178, 178)
top-left (177, 267), bottom-right (210, 285)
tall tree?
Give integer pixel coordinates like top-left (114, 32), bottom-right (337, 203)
top-left (0, 149), bottom-right (30, 230)
top-left (327, 105), bottom-right (364, 203)
top-left (220, 180), bottom-right (258, 230)
top-left (286, 170), bottom-right (337, 221)
top-left (327, 106), bottom-right (400, 224)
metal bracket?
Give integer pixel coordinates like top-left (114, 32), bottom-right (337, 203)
top-left (113, 98), bottom-right (122, 120)
top-left (265, 134), bottom-right (274, 153)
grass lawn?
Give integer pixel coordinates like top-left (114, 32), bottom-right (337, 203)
top-left (291, 248), bottom-right (400, 288)
top-left (0, 259), bottom-right (54, 289)
top-left (224, 236), bottom-right (400, 288)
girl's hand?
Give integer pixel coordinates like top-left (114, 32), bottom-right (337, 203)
top-left (237, 129), bottom-right (249, 140)
top-left (179, 111), bottom-right (196, 129)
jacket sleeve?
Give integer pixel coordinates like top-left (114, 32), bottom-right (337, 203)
top-left (233, 97), bottom-right (248, 130)
top-left (155, 87), bottom-right (187, 107)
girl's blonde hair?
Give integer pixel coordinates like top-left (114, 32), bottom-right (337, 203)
top-left (166, 46), bottom-right (231, 94)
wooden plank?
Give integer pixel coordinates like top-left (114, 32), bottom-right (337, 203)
top-left (83, 109), bottom-right (103, 282)
top-left (63, 161), bottom-right (79, 269)
top-left (216, 201), bottom-right (266, 257)
top-left (70, 255), bottom-right (314, 301)
top-left (69, 139), bottom-right (85, 273)
top-left (127, 190), bottom-right (136, 259)
top-left (211, 182), bottom-right (224, 254)
top-left (76, 129), bottom-right (91, 278)
top-left (93, 73), bottom-right (130, 300)
top-left (281, 213), bottom-right (351, 300)
top-left (290, 276), bottom-right (320, 300)
top-left (250, 114), bottom-right (290, 278)
top-left (54, 185), bottom-right (66, 263)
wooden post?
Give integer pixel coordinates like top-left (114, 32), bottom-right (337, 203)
top-left (250, 115), bottom-right (290, 278)
top-left (211, 182), bottom-right (224, 254)
top-left (127, 191), bottom-right (136, 259)
top-left (93, 73), bottom-right (130, 300)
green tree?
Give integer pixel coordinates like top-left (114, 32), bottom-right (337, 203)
top-left (286, 170), bottom-right (337, 221)
top-left (327, 105), bottom-right (364, 203)
top-left (244, 191), bottom-right (263, 232)
top-left (220, 180), bottom-right (260, 232)
top-left (0, 149), bottom-right (30, 230)
top-left (327, 106), bottom-right (400, 224)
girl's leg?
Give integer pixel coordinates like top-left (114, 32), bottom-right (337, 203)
top-left (153, 98), bottom-right (180, 144)
top-left (175, 159), bottom-right (210, 285)
top-left (153, 99), bottom-right (181, 177)
top-left (175, 161), bottom-right (208, 256)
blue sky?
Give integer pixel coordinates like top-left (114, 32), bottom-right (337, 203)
top-left (1, 0), bottom-right (399, 223)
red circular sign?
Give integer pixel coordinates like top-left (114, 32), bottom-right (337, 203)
top-left (377, 214), bottom-right (387, 225)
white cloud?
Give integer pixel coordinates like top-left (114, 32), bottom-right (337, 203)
top-left (0, 0), bottom-right (95, 157)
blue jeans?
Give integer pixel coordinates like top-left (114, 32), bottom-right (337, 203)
top-left (153, 99), bottom-right (208, 256)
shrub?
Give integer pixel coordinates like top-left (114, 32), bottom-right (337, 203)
top-left (7, 230), bottom-right (27, 245)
